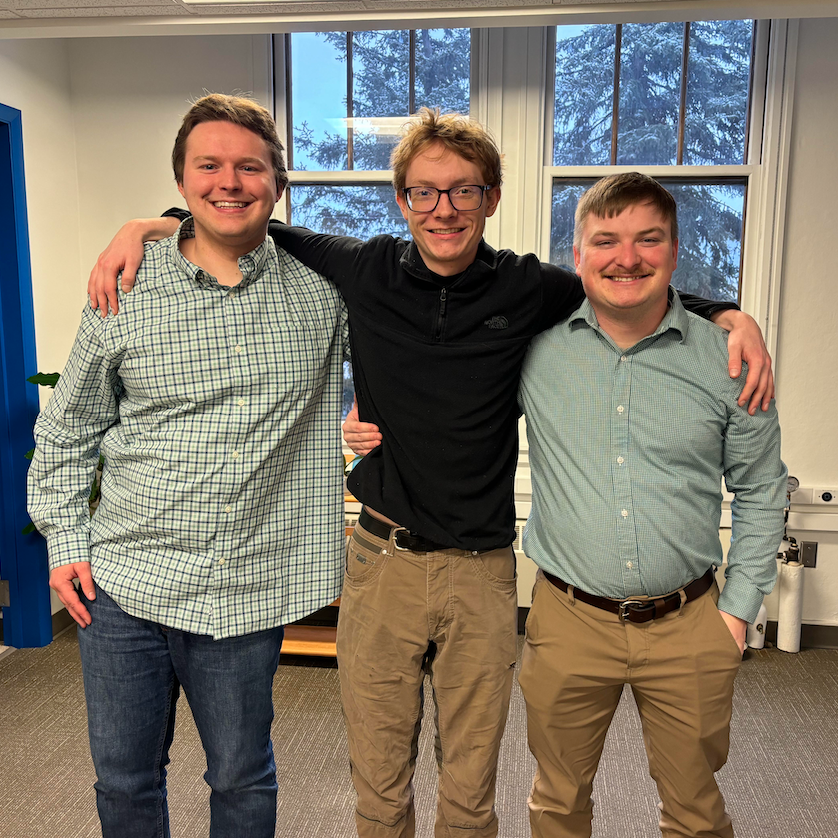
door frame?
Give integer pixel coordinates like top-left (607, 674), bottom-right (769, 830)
top-left (0, 101), bottom-right (52, 648)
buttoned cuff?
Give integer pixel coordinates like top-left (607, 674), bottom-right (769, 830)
top-left (717, 575), bottom-right (767, 625)
top-left (45, 529), bottom-right (91, 572)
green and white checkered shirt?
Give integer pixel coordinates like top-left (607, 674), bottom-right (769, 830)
top-left (28, 220), bottom-right (349, 639)
top-left (520, 291), bottom-right (787, 624)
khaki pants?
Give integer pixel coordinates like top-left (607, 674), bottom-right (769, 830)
top-left (518, 572), bottom-right (742, 838)
top-left (336, 521), bottom-right (519, 838)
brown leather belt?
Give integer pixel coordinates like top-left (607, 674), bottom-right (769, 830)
top-left (358, 507), bottom-right (450, 553)
top-left (542, 567), bottom-right (716, 623)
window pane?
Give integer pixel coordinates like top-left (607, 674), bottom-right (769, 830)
top-left (550, 178), bottom-right (745, 302)
top-left (287, 184), bottom-right (409, 239)
top-left (553, 25), bottom-right (615, 166)
top-left (415, 28), bottom-right (470, 113)
top-left (351, 30), bottom-right (410, 170)
top-left (684, 21), bottom-right (753, 165)
top-left (291, 29), bottom-right (470, 174)
top-left (290, 33), bottom-right (348, 171)
top-left (548, 181), bottom-right (589, 268)
top-left (617, 22), bottom-right (682, 165)
top-left (667, 181), bottom-right (745, 301)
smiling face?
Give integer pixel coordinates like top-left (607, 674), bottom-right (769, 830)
top-left (574, 201), bottom-right (678, 343)
top-left (177, 120), bottom-right (281, 257)
top-left (395, 141), bottom-right (500, 277)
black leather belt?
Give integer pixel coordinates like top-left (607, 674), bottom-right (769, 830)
top-left (357, 508), bottom-right (450, 553)
top-left (542, 567), bottom-right (715, 624)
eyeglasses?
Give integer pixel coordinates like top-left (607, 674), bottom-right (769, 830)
top-left (402, 184), bottom-right (492, 213)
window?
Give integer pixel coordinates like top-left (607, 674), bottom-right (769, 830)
top-left (280, 28), bottom-right (471, 414)
top-left (284, 28), bottom-right (471, 236)
top-left (548, 20), bottom-right (755, 301)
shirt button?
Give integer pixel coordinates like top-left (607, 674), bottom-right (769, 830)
top-left (225, 505), bottom-right (232, 513)
top-left (218, 558), bottom-right (225, 565)
top-left (617, 405), bottom-right (625, 414)
top-left (621, 355), bottom-right (627, 362)
top-left (626, 561), bottom-right (633, 569)
top-left (232, 451), bottom-right (240, 460)
top-left (617, 456), bottom-right (624, 464)
top-left (235, 345), bottom-right (243, 353)
top-left (621, 509), bottom-right (629, 518)
top-left (237, 399), bottom-right (245, 407)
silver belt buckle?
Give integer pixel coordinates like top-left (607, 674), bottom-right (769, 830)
top-left (618, 599), bottom-right (645, 622)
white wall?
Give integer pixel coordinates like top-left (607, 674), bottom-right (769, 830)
top-left (66, 34), bottom-right (273, 280)
top-left (769, 16), bottom-right (838, 627)
top-left (0, 39), bottom-right (82, 374)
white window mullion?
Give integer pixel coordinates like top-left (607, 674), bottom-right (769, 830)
top-left (740, 18), bottom-right (799, 361)
top-left (472, 27), bottom-right (550, 256)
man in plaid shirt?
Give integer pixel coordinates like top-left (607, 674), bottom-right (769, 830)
top-left (27, 94), bottom-right (347, 838)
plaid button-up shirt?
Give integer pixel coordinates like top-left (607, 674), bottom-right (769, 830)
top-left (29, 220), bottom-right (349, 638)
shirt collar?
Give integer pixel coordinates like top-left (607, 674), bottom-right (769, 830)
top-left (567, 286), bottom-right (689, 351)
top-left (170, 217), bottom-right (272, 290)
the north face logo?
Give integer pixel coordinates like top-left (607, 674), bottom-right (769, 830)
top-left (484, 316), bottom-right (509, 330)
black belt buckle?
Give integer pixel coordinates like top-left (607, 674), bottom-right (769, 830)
top-left (393, 530), bottom-right (412, 551)
top-left (618, 599), bottom-right (654, 623)
top-left (393, 529), bottom-right (441, 553)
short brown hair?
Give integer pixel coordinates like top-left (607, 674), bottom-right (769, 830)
top-left (574, 172), bottom-right (678, 248)
top-left (172, 93), bottom-right (288, 192)
top-left (390, 108), bottom-right (503, 193)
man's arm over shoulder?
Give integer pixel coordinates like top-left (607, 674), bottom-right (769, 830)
top-left (535, 261), bottom-right (585, 331)
top-left (267, 220), bottom-right (369, 289)
top-left (88, 215), bottom-right (181, 315)
top-left (677, 293), bottom-right (774, 413)
top-left (718, 383), bottom-right (787, 625)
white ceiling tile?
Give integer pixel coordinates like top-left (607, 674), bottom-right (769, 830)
top-left (17, 5), bottom-right (194, 16)
top-left (11, 0), bottom-right (178, 8)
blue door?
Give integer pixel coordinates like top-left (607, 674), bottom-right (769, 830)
top-left (0, 102), bottom-right (52, 648)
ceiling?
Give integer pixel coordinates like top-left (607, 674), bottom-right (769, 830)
top-left (1, 0), bottom-right (837, 38)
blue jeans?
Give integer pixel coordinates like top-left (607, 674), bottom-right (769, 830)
top-left (77, 585), bottom-right (283, 838)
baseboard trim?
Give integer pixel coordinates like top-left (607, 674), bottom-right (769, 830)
top-left (52, 608), bottom-right (76, 638)
top-left (0, 607), bottom-right (76, 646)
top-left (764, 619), bottom-right (838, 650)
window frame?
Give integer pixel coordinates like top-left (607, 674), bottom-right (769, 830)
top-left (538, 19), bottom-right (798, 359)
top-left (274, 28), bottom-right (478, 227)
top-left (272, 19), bottom-right (798, 471)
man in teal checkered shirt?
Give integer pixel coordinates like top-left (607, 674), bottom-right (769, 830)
top-left (27, 94), bottom-right (347, 838)
top-left (517, 173), bottom-right (787, 838)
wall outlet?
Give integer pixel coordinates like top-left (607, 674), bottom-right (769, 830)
top-left (801, 541), bottom-right (818, 568)
top-left (814, 488), bottom-right (838, 504)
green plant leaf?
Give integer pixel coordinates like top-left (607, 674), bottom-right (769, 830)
top-left (27, 372), bottom-right (60, 388)
top-left (24, 448), bottom-right (34, 460)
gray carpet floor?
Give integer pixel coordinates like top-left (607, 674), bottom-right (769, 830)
top-left (1, 630), bottom-right (836, 838)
